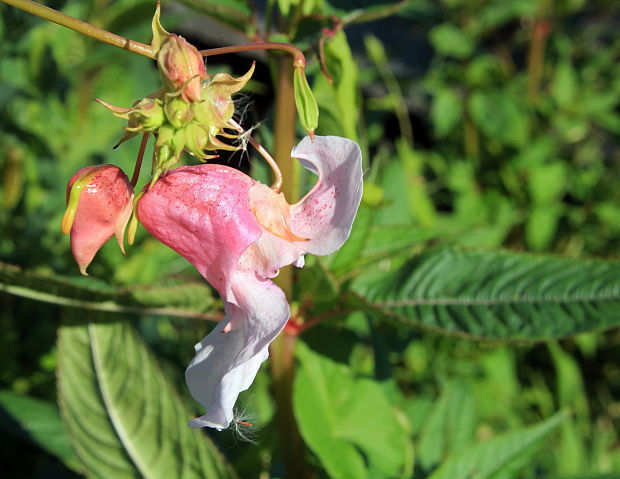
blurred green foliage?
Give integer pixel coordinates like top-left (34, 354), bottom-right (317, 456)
top-left (1, 0), bottom-right (619, 478)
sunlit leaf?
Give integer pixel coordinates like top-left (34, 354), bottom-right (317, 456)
top-left (0, 261), bottom-right (216, 320)
top-left (57, 315), bottom-right (236, 478)
top-left (353, 247), bottom-right (620, 340)
top-left (294, 342), bottom-right (412, 479)
top-left (313, 31), bottom-right (360, 142)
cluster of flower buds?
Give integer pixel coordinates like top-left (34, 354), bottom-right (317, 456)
top-left (96, 5), bottom-right (254, 181)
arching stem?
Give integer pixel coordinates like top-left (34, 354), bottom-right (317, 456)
top-left (201, 43), bottom-right (306, 69)
top-left (1, 0), bottom-right (154, 59)
top-left (130, 133), bottom-right (150, 188)
top-left (227, 119), bottom-right (283, 192)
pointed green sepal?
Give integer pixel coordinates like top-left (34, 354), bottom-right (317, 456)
top-left (151, 2), bottom-right (170, 55)
top-left (127, 191), bottom-right (144, 246)
top-left (95, 99), bottom-right (132, 119)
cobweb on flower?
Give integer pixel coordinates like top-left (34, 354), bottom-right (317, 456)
top-left (228, 93), bottom-right (261, 168)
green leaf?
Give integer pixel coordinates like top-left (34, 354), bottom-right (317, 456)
top-left (57, 315), bottom-right (236, 479)
top-left (552, 60), bottom-right (578, 108)
top-left (431, 88), bottom-right (463, 138)
top-left (428, 412), bottom-right (566, 479)
top-left (469, 91), bottom-right (529, 148)
top-left (352, 247), bottom-right (620, 340)
top-left (528, 163), bottom-right (567, 205)
top-left (313, 31), bottom-right (360, 142)
top-left (293, 67), bottom-right (319, 134)
top-left (417, 380), bottom-right (476, 470)
top-left (0, 261), bottom-right (216, 320)
top-left (0, 390), bottom-right (81, 472)
top-left (276, 0), bottom-right (300, 17)
top-left (526, 206), bottom-right (561, 251)
top-left (294, 342), bottom-right (412, 479)
top-left (429, 23), bottom-right (475, 59)
top-left (175, 0), bottom-right (255, 35)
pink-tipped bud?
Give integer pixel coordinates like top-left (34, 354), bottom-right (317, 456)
top-left (62, 165), bottom-right (134, 275)
top-left (158, 34), bottom-right (207, 103)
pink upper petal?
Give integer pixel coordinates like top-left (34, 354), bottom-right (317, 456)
top-left (289, 136), bottom-right (363, 256)
top-left (137, 164), bottom-right (261, 297)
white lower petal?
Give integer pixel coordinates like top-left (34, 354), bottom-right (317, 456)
top-left (185, 269), bottom-right (289, 430)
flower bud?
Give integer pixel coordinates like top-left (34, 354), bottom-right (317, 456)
top-left (62, 165), bottom-right (134, 275)
top-left (164, 96), bottom-right (192, 129)
top-left (128, 97), bottom-right (165, 131)
top-left (185, 123), bottom-right (209, 159)
top-left (195, 63), bottom-right (255, 128)
top-left (158, 34), bottom-right (207, 103)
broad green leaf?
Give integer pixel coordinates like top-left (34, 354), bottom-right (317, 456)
top-left (176, 0), bottom-right (255, 35)
top-left (0, 390), bottom-right (81, 472)
top-left (294, 342), bottom-right (412, 479)
top-left (57, 315), bottom-right (236, 479)
top-left (352, 247), bottom-right (620, 340)
top-left (428, 412), bottom-right (566, 479)
top-left (0, 261), bottom-right (216, 320)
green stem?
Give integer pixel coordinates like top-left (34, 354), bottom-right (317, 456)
top-left (201, 43), bottom-right (305, 68)
top-left (1, 0), bottom-right (154, 58)
top-left (269, 56), bottom-right (307, 478)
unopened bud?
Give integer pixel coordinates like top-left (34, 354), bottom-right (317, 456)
top-left (62, 165), bottom-right (134, 275)
top-left (128, 97), bottom-right (165, 131)
top-left (158, 34), bottom-right (207, 103)
top-left (164, 96), bottom-right (192, 129)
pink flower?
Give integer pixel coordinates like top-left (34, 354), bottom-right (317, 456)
top-left (62, 165), bottom-right (134, 275)
top-left (137, 136), bottom-right (362, 429)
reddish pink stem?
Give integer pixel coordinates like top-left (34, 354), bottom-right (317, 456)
top-left (200, 42), bottom-right (306, 68)
top-left (130, 133), bottom-right (150, 188)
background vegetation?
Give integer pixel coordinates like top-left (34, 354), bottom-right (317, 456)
top-left (0, 0), bottom-right (619, 477)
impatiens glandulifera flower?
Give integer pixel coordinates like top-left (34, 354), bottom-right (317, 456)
top-left (137, 136), bottom-right (363, 429)
top-left (62, 165), bottom-right (134, 275)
